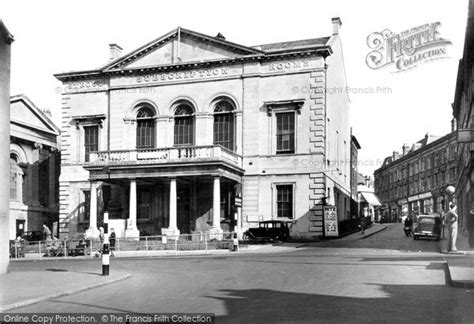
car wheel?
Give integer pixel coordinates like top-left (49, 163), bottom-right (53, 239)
top-left (413, 235), bottom-right (418, 240)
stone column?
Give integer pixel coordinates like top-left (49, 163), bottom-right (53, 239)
top-left (0, 24), bottom-right (13, 274)
top-left (209, 176), bottom-right (223, 240)
top-left (32, 143), bottom-right (42, 205)
top-left (48, 147), bottom-right (58, 207)
top-left (85, 181), bottom-right (100, 238)
top-left (162, 178), bottom-right (180, 238)
top-left (125, 179), bottom-right (140, 239)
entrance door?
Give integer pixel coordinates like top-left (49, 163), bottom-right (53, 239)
top-left (177, 186), bottom-right (191, 234)
top-left (16, 219), bottom-right (25, 238)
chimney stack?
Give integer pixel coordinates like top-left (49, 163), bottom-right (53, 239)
top-left (42, 107), bottom-right (52, 118)
top-left (332, 17), bottom-right (342, 36)
top-left (392, 151), bottom-right (399, 161)
top-left (109, 43), bottom-right (123, 61)
top-left (402, 144), bottom-right (409, 156)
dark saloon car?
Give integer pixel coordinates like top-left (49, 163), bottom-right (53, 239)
top-left (22, 230), bottom-right (44, 242)
top-left (244, 220), bottom-right (291, 242)
top-left (413, 214), bottom-right (442, 241)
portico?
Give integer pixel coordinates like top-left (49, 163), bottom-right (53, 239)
top-left (84, 145), bottom-right (243, 239)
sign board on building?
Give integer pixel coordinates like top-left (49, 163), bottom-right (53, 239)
top-left (235, 197), bottom-right (242, 207)
top-left (324, 206), bottom-right (339, 237)
top-left (457, 129), bottom-right (474, 143)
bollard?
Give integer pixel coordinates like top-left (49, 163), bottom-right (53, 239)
top-left (102, 211), bottom-right (110, 276)
top-left (102, 243), bottom-right (110, 276)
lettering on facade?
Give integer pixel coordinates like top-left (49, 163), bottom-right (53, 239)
top-left (65, 79), bottom-right (107, 92)
top-left (268, 60), bottom-right (310, 71)
top-left (136, 67), bottom-right (230, 83)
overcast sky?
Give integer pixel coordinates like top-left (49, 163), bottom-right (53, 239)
top-left (1, 0), bottom-right (469, 177)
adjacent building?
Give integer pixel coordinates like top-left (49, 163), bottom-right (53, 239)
top-left (9, 95), bottom-right (61, 240)
top-left (350, 133), bottom-right (361, 218)
top-left (374, 132), bottom-right (458, 222)
top-left (452, 0), bottom-right (474, 247)
top-left (0, 19), bottom-right (13, 274)
top-left (357, 174), bottom-right (381, 222)
top-left (55, 19), bottom-right (351, 240)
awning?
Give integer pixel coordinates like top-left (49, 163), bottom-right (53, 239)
top-left (360, 192), bottom-right (382, 206)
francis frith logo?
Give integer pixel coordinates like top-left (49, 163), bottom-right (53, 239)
top-left (366, 22), bottom-right (452, 72)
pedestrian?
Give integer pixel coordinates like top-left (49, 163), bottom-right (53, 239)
top-left (42, 223), bottom-right (51, 241)
top-left (445, 203), bottom-right (458, 252)
top-left (109, 228), bottom-right (116, 257)
top-left (360, 217), bottom-right (367, 234)
top-left (404, 216), bottom-right (413, 237)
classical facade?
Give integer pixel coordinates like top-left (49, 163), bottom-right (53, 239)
top-left (1, 19), bottom-right (13, 274)
top-left (55, 18), bottom-right (351, 240)
top-left (374, 132), bottom-right (458, 222)
top-left (452, 0), bottom-right (474, 247)
top-left (9, 95), bottom-right (61, 239)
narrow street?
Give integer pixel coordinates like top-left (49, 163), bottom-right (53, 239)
top-left (309, 223), bottom-right (442, 252)
top-left (7, 224), bottom-right (473, 323)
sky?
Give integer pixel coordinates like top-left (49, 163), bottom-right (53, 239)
top-left (1, 0), bottom-right (469, 177)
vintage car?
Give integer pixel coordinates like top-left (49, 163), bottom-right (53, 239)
top-left (22, 230), bottom-right (43, 242)
top-left (413, 214), bottom-right (442, 241)
top-left (243, 220), bottom-right (291, 242)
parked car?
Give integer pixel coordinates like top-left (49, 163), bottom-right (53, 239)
top-left (22, 230), bottom-right (43, 242)
top-left (243, 220), bottom-right (291, 242)
top-left (413, 214), bottom-right (442, 241)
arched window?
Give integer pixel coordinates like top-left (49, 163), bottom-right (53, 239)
top-left (174, 103), bottom-right (194, 146)
top-left (136, 106), bottom-right (155, 149)
top-left (10, 154), bottom-right (20, 201)
top-left (213, 100), bottom-right (234, 151)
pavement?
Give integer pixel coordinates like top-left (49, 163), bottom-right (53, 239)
top-left (440, 229), bottom-right (474, 288)
top-left (1, 225), bottom-right (473, 312)
top-left (0, 269), bottom-right (130, 312)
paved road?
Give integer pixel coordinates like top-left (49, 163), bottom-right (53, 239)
top-left (8, 224), bottom-right (474, 323)
top-left (309, 223), bottom-right (442, 252)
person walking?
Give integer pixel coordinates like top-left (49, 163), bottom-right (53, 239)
top-left (42, 223), bottom-right (51, 241)
top-left (109, 228), bottom-right (116, 257)
top-left (445, 203), bottom-right (458, 252)
top-left (404, 216), bottom-right (413, 237)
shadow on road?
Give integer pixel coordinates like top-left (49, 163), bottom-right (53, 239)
top-left (209, 284), bottom-right (471, 323)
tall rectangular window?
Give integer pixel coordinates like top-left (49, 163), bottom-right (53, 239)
top-left (214, 113), bottom-right (234, 151)
top-left (277, 185), bottom-right (293, 218)
top-left (137, 120), bottom-right (155, 148)
top-left (84, 126), bottom-right (99, 162)
top-left (174, 117), bottom-right (194, 146)
top-left (276, 112), bottom-right (295, 154)
top-left (10, 158), bottom-right (18, 200)
top-left (82, 190), bottom-right (90, 222)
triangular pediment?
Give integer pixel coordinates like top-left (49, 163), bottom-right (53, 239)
top-left (103, 27), bottom-right (263, 71)
top-left (10, 95), bottom-right (60, 136)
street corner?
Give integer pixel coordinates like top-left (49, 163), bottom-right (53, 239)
top-left (1, 271), bottom-right (131, 312)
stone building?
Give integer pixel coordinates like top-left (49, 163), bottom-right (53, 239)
top-left (54, 18), bottom-right (351, 240)
top-left (374, 132), bottom-right (458, 222)
top-left (350, 133), bottom-right (361, 217)
top-left (1, 19), bottom-right (13, 274)
top-left (452, 0), bottom-right (474, 247)
top-left (9, 95), bottom-right (61, 239)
